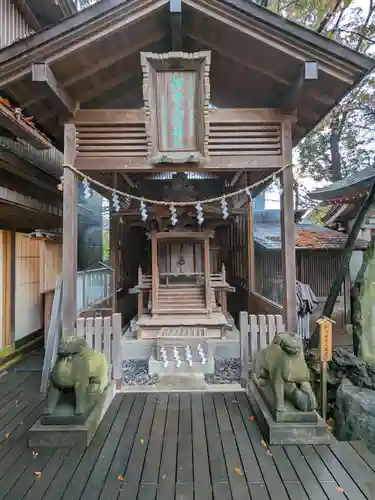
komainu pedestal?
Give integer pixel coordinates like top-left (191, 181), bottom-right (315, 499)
top-left (29, 337), bottom-right (115, 448)
top-left (247, 332), bottom-right (331, 444)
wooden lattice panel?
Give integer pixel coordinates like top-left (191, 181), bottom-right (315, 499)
top-left (208, 121), bottom-right (281, 156)
top-left (158, 327), bottom-right (208, 338)
top-left (76, 122), bottom-right (147, 157)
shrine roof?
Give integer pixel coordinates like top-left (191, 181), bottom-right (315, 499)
top-left (0, 0), bottom-right (373, 147)
top-left (254, 220), bottom-right (368, 250)
top-left (308, 167), bottom-right (375, 202)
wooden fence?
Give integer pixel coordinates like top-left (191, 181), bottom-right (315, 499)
top-left (239, 311), bottom-right (285, 386)
top-left (76, 313), bottom-right (122, 389)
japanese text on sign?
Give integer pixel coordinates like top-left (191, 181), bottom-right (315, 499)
top-left (319, 320), bottom-right (332, 362)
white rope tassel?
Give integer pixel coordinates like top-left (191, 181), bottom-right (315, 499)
top-left (185, 345), bottom-right (193, 367)
top-left (197, 344), bottom-right (206, 365)
top-left (160, 346), bottom-right (168, 368)
top-left (173, 346), bottom-right (181, 368)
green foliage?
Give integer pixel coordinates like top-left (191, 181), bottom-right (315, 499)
top-left (263, 0), bottom-right (375, 188)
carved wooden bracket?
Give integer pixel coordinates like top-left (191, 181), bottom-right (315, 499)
top-left (140, 51), bottom-right (211, 165)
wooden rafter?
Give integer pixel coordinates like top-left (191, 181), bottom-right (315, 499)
top-left (32, 63), bottom-right (77, 118)
top-left (0, 100), bottom-right (51, 150)
top-left (170, 0), bottom-right (182, 51)
top-left (280, 61), bottom-right (319, 114)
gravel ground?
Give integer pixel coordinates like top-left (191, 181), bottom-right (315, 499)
top-left (122, 359), bottom-right (159, 386)
top-left (205, 358), bottom-right (241, 384)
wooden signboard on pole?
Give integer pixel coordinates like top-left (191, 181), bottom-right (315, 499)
top-left (316, 316), bottom-right (335, 421)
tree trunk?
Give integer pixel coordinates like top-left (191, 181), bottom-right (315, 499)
top-left (330, 127), bottom-right (342, 182)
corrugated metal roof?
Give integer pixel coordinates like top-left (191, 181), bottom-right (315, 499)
top-left (254, 221), bottom-right (368, 250)
top-left (308, 167), bottom-right (375, 201)
top-left (0, 0), bottom-right (33, 49)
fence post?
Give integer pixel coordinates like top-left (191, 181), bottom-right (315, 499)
top-left (239, 311), bottom-right (249, 388)
top-left (112, 313), bottom-right (122, 390)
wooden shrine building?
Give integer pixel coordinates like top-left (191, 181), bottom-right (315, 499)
top-left (0, 0), bottom-right (372, 371)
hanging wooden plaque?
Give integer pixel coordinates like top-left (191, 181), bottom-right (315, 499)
top-left (140, 51), bottom-right (211, 165)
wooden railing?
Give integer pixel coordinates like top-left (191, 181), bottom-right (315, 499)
top-left (239, 311), bottom-right (285, 386)
top-left (77, 263), bottom-right (113, 312)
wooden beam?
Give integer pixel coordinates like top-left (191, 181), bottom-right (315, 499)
top-left (76, 155), bottom-right (282, 172)
top-left (0, 100), bottom-right (51, 150)
top-left (110, 173), bottom-right (118, 313)
top-left (280, 118), bottom-right (297, 331)
top-left (0, 186), bottom-right (62, 216)
top-left (170, 0), bottom-right (182, 51)
top-left (280, 61), bottom-right (319, 114)
top-left (62, 123), bottom-right (78, 337)
top-left (32, 63), bottom-right (77, 117)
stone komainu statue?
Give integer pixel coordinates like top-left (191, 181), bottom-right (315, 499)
top-left (254, 332), bottom-right (316, 414)
top-left (47, 336), bottom-right (109, 416)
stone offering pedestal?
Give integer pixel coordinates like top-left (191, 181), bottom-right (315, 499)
top-left (28, 382), bottom-right (115, 449)
top-left (247, 378), bottom-right (331, 445)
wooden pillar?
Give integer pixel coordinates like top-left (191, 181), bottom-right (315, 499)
top-left (151, 231), bottom-right (158, 311)
top-left (247, 187), bottom-right (255, 311)
top-left (62, 123), bottom-right (78, 336)
top-left (110, 173), bottom-right (118, 313)
top-left (280, 118), bottom-right (297, 331)
top-left (204, 237), bottom-right (211, 312)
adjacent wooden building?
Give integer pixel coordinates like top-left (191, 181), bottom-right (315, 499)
top-left (0, 0), bottom-right (373, 364)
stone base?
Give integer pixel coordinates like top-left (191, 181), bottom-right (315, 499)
top-left (28, 382), bottom-right (115, 448)
top-left (247, 379), bottom-right (331, 445)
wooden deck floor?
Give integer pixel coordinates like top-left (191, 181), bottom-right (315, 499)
top-left (1, 367), bottom-right (375, 499)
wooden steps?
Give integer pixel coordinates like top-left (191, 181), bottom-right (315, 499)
top-left (154, 285), bottom-right (217, 314)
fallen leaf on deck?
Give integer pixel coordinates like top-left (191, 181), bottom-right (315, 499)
top-left (117, 475), bottom-right (124, 481)
top-left (140, 439), bottom-right (144, 444)
top-left (34, 472), bottom-right (41, 479)
top-left (266, 449), bottom-right (273, 457)
top-left (336, 487), bottom-right (344, 493)
top-left (234, 468), bottom-right (243, 475)
top-left (162, 473), bottom-right (167, 480)
top-left (4, 433), bottom-right (9, 440)
top-left (32, 450), bottom-right (39, 458)
top-left (260, 440), bottom-right (267, 448)
top-left (249, 416), bottom-right (255, 422)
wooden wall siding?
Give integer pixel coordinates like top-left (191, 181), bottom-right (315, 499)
top-left (221, 214), bottom-right (248, 291)
top-left (0, 0), bottom-right (32, 49)
top-left (255, 248), bottom-right (347, 301)
top-left (255, 248), bottom-right (282, 303)
top-left (39, 240), bottom-right (62, 293)
top-left (74, 109), bottom-right (282, 165)
top-left (14, 233), bottom-right (42, 341)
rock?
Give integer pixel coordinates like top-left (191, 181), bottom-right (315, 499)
top-left (204, 358), bottom-right (240, 384)
top-left (122, 360), bottom-right (159, 386)
top-left (335, 378), bottom-right (375, 452)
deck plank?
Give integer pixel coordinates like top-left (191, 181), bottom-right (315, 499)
top-left (98, 394), bottom-right (147, 500)
top-left (60, 394), bottom-right (124, 500)
top-left (314, 445), bottom-right (370, 500)
top-left (202, 393), bottom-right (229, 485)
top-left (192, 393), bottom-right (214, 500)
top-left (80, 393), bottom-right (136, 500)
top-left (176, 393), bottom-right (193, 497)
top-left (214, 393), bottom-right (251, 500)
top-left (284, 445), bottom-right (328, 500)
top-left (140, 393), bottom-right (168, 486)
top-left (155, 393), bottom-right (179, 500)
top-left (118, 394), bottom-right (158, 500)
top-left (235, 392), bottom-right (289, 500)
top-left (0, 364), bottom-right (375, 500)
